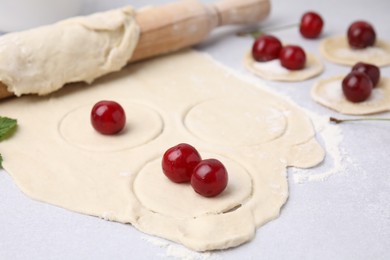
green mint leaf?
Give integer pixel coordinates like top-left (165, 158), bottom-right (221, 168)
top-left (0, 116), bottom-right (17, 169)
top-left (0, 116), bottom-right (17, 141)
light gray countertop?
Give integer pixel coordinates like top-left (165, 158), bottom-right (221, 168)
top-left (1, 0), bottom-right (389, 259)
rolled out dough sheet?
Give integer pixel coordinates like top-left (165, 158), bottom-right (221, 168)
top-left (0, 50), bottom-right (324, 251)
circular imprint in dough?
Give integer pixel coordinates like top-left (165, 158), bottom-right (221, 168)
top-left (244, 51), bottom-right (324, 81)
top-left (59, 102), bottom-right (163, 152)
top-left (311, 75), bottom-right (390, 115)
top-left (184, 99), bottom-right (287, 146)
top-left (320, 35), bottom-right (390, 66)
top-left (133, 155), bottom-right (252, 218)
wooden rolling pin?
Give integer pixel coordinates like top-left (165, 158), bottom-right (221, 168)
top-left (0, 0), bottom-right (270, 99)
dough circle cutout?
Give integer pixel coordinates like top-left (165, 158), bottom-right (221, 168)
top-left (320, 36), bottom-right (390, 67)
top-left (244, 51), bottom-right (324, 81)
top-left (184, 98), bottom-right (287, 146)
top-left (59, 102), bottom-right (163, 152)
top-left (134, 155), bottom-right (252, 218)
top-left (311, 75), bottom-right (390, 115)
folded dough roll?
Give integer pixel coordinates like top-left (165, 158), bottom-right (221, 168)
top-left (0, 6), bottom-right (140, 96)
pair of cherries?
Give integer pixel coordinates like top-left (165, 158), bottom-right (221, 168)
top-left (252, 35), bottom-right (306, 70)
top-left (342, 62), bottom-right (380, 102)
top-left (162, 143), bottom-right (228, 197)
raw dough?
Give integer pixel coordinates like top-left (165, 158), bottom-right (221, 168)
top-left (0, 50), bottom-right (324, 251)
top-left (311, 75), bottom-right (390, 115)
top-left (244, 51), bottom-right (324, 81)
top-left (0, 6), bottom-right (139, 96)
top-left (320, 35), bottom-right (390, 67)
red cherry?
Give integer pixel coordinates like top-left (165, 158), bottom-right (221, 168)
top-left (252, 35), bottom-right (283, 62)
top-left (342, 71), bottom-right (373, 102)
top-left (300, 11), bottom-right (324, 39)
top-left (162, 143), bottom-right (202, 183)
top-left (351, 62), bottom-right (380, 87)
top-left (191, 159), bottom-right (228, 197)
top-left (91, 100), bottom-right (126, 135)
top-left (279, 45), bottom-right (306, 70)
top-left (347, 21), bottom-right (376, 49)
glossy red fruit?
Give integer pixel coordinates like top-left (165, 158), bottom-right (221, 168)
top-left (162, 143), bottom-right (202, 183)
top-left (191, 159), bottom-right (228, 197)
top-left (352, 62), bottom-right (380, 87)
top-left (347, 21), bottom-right (376, 49)
top-left (342, 71), bottom-right (373, 102)
top-left (91, 100), bottom-right (126, 135)
top-left (300, 11), bottom-right (324, 39)
top-left (279, 45), bottom-right (306, 70)
top-left (252, 35), bottom-right (283, 62)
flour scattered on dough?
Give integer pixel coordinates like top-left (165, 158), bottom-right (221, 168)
top-left (142, 236), bottom-right (219, 260)
top-left (320, 36), bottom-right (390, 66)
top-left (323, 79), bottom-right (385, 104)
top-left (322, 81), bottom-right (343, 101)
top-left (334, 46), bottom-right (387, 59)
top-left (253, 59), bottom-right (290, 75)
top-left (243, 51), bottom-right (324, 81)
top-left (311, 76), bottom-right (390, 115)
top-left (371, 88), bottom-right (385, 101)
top-left (253, 59), bottom-right (320, 76)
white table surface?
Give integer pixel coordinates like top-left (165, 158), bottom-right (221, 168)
top-left (1, 0), bottom-right (390, 259)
